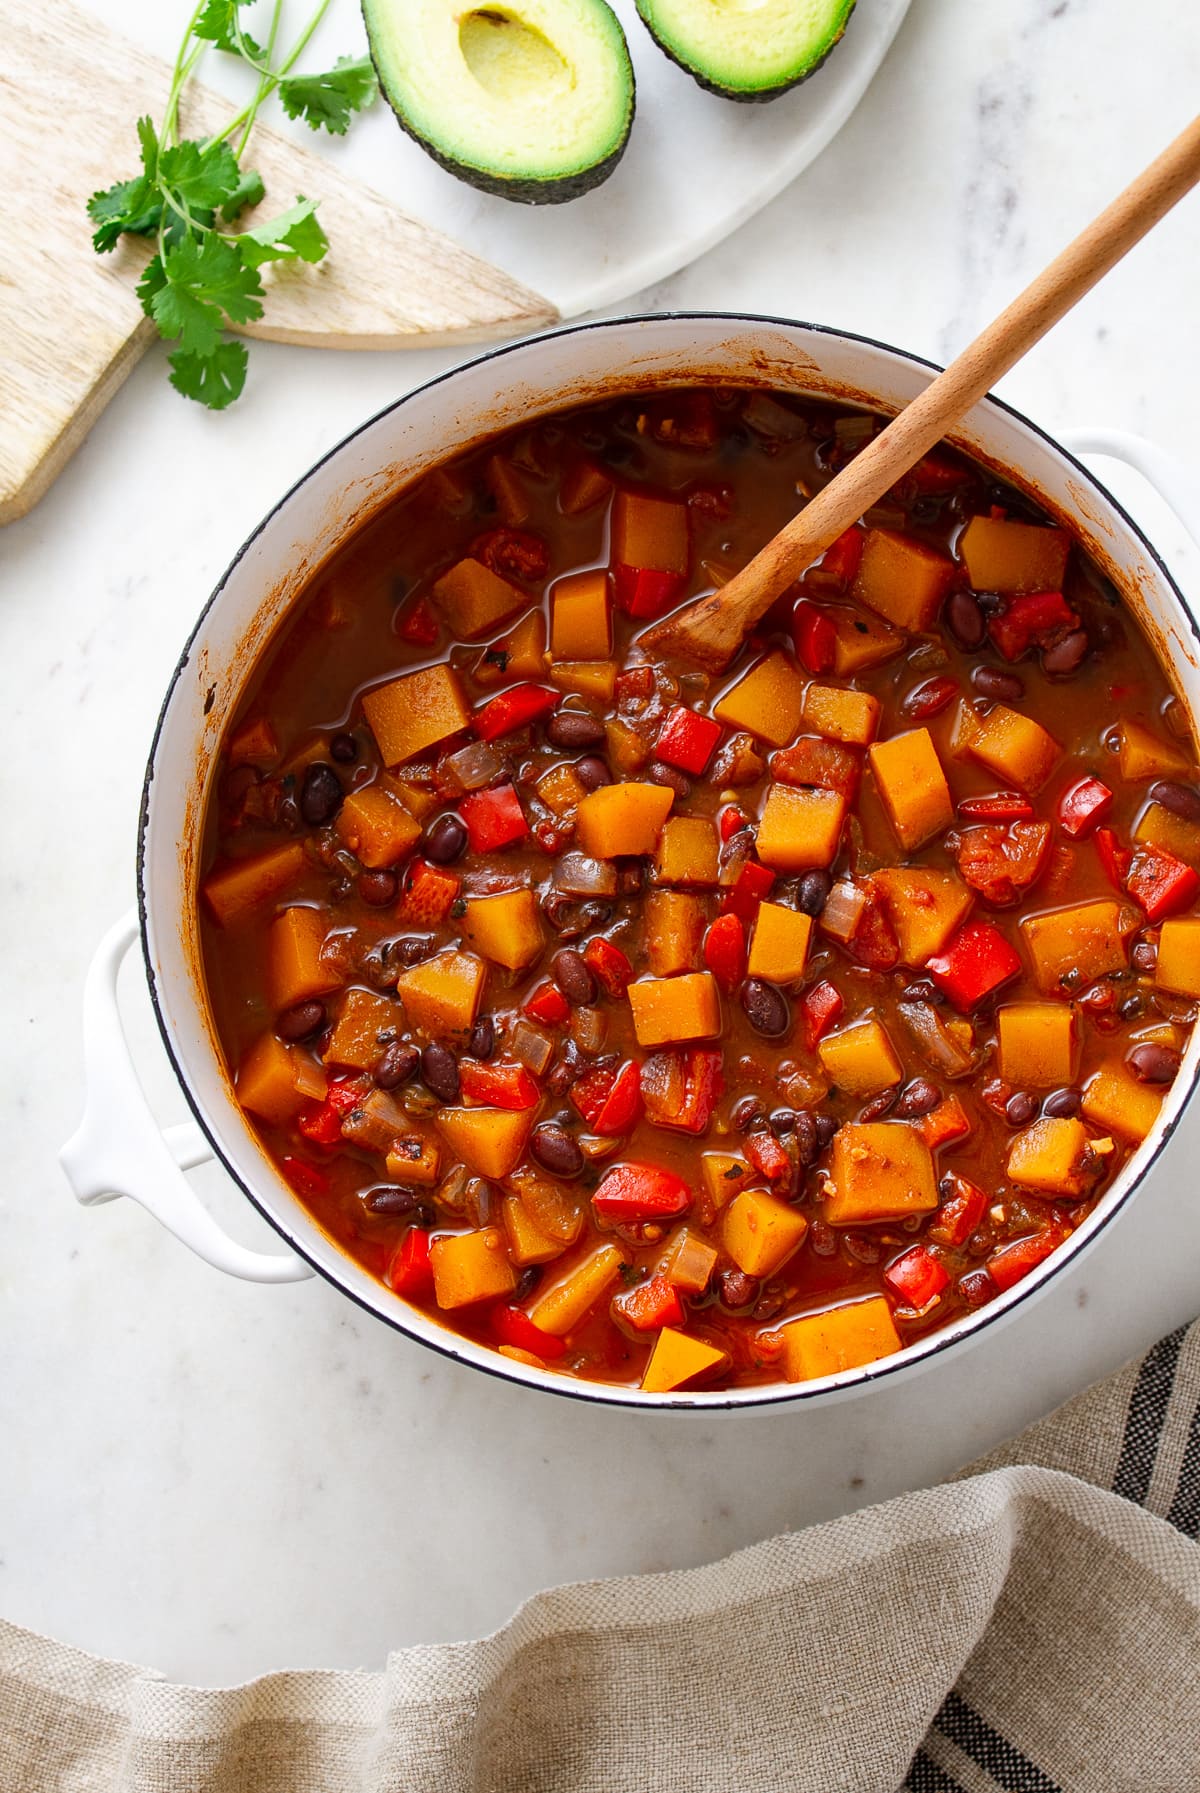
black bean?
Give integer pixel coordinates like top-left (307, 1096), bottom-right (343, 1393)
top-left (793, 1110), bottom-right (819, 1167)
top-left (796, 869), bottom-right (832, 918)
top-left (976, 590), bottom-right (1005, 615)
top-left (423, 814), bottom-right (467, 864)
top-left (1006, 1090), bottom-right (1037, 1126)
top-left (390, 935), bottom-right (434, 969)
top-left (1042, 630), bottom-right (1089, 676)
top-left (946, 590), bottom-right (986, 649)
top-left (647, 761), bottom-right (691, 798)
top-left (769, 1108), bottom-right (797, 1136)
top-left (575, 755), bottom-right (612, 791)
top-left (531, 1122), bottom-right (584, 1179)
top-left (616, 862), bottom-right (644, 897)
top-left (551, 948), bottom-right (596, 1006)
top-left (808, 1218), bottom-right (837, 1258)
top-left (377, 1042), bottom-right (420, 1089)
top-left (515, 1266), bottom-right (543, 1301)
top-left (892, 1077), bottom-right (941, 1119)
top-left (330, 732), bottom-right (358, 764)
top-left (814, 1113), bottom-right (839, 1150)
top-left (1132, 941), bottom-right (1159, 975)
top-left (1119, 993), bottom-right (1145, 1020)
top-left (844, 1231), bottom-right (883, 1266)
top-left (276, 1000), bottom-right (326, 1042)
top-left (300, 762), bottom-right (343, 826)
top-left (547, 711), bottom-right (606, 750)
top-left (1148, 779), bottom-right (1200, 822)
top-left (358, 869), bottom-right (398, 907)
top-left (733, 1095), bottom-right (765, 1132)
top-left (971, 665), bottom-right (1024, 702)
top-left (740, 977), bottom-right (790, 1039)
top-left (364, 1185), bottom-right (423, 1217)
top-left (469, 1016), bottom-right (495, 1060)
top-left (1128, 1043), bottom-right (1181, 1085)
top-left (1042, 1087), bottom-right (1081, 1119)
top-left (421, 1042), bottom-right (460, 1103)
top-left (858, 1089), bottom-right (897, 1122)
top-left (716, 1269), bottom-right (759, 1310)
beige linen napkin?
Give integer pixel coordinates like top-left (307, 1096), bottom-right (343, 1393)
top-left (3, 1322), bottom-right (1200, 1793)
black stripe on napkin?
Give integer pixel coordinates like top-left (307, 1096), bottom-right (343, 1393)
top-left (1165, 1389), bottom-right (1200, 1536)
top-left (934, 1691), bottom-right (1063, 1793)
top-left (1111, 1325), bottom-right (1187, 1506)
top-left (904, 1745), bottom-right (968, 1792)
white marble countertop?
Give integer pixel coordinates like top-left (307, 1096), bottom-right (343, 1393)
top-left (5, 0), bottom-right (1200, 1689)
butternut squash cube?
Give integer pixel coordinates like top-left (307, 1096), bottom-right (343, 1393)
top-left (970, 705), bottom-right (1061, 792)
top-left (266, 906), bottom-right (341, 1009)
top-left (529, 1244), bottom-right (625, 1335)
top-left (998, 1003), bottom-right (1078, 1087)
top-left (434, 1106), bottom-right (533, 1178)
top-left (509, 1167), bottom-right (586, 1245)
top-left (818, 1017), bottom-right (903, 1093)
top-left (577, 782), bottom-right (674, 858)
top-left (559, 458), bottom-right (612, 516)
top-left (645, 890), bottom-right (706, 976)
top-left (747, 901), bottom-right (813, 984)
top-left (362, 664), bottom-right (471, 767)
top-left (641, 1327), bottom-right (729, 1394)
top-left (700, 1152), bottom-right (750, 1215)
top-left (334, 780), bottom-right (421, 869)
top-left (430, 1228), bottom-right (517, 1309)
top-left (1134, 801), bottom-right (1200, 866)
top-left (384, 1131), bottom-right (441, 1186)
top-left (713, 651), bottom-right (807, 748)
top-left (958, 515), bottom-right (1070, 593)
top-left (1156, 917), bottom-right (1200, 997)
top-left (486, 454), bottom-right (532, 526)
top-left (432, 557), bottom-right (527, 640)
top-left (830, 609), bottom-right (904, 677)
top-left (395, 949), bottom-right (487, 1037)
top-left (549, 661), bottom-right (618, 704)
top-left (825, 1123), bottom-right (938, 1225)
top-left (550, 569), bottom-right (612, 661)
top-left (463, 888), bottom-right (544, 971)
top-left (872, 867), bottom-right (972, 966)
top-left (722, 1189), bottom-right (809, 1278)
top-left (1118, 719), bottom-right (1192, 783)
top-left (537, 761), bottom-right (588, 819)
top-left (947, 697), bottom-right (983, 759)
top-left (654, 816), bottom-right (719, 888)
top-left (236, 1032), bottom-right (309, 1126)
top-left (502, 1194), bottom-right (567, 1267)
top-left (756, 784), bottom-right (847, 871)
top-left (1021, 900), bottom-right (1129, 994)
top-left (782, 1297), bottom-right (901, 1382)
top-left (227, 714), bottom-right (278, 768)
top-left (203, 841), bottom-right (306, 929)
top-left (474, 609), bottom-right (547, 687)
top-left (325, 988), bottom-right (401, 1072)
top-left (802, 682), bottom-right (881, 746)
top-left (1006, 1116), bottom-right (1091, 1196)
top-left (851, 528), bottom-right (955, 631)
top-left (869, 728), bottom-right (954, 851)
top-left (628, 972), bottom-right (721, 1047)
top-left (605, 718), bottom-right (652, 775)
top-left (1082, 1062), bottom-right (1164, 1143)
top-left (611, 490), bottom-right (688, 575)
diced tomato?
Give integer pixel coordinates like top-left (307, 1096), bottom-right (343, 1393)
top-left (957, 793), bottom-right (1035, 822)
top-left (459, 1060), bottom-right (540, 1110)
top-left (703, 913), bottom-right (747, 993)
top-left (851, 885), bottom-right (900, 971)
top-left (1057, 775), bottom-right (1114, 840)
top-left (770, 736), bottom-right (860, 799)
top-left (801, 978), bottom-right (843, 1052)
top-left (523, 982), bottom-right (570, 1026)
top-left (613, 1273), bottom-right (684, 1333)
top-left (719, 804), bottom-right (751, 843)
top-left (592, 1162), bottom-right (692, 1224)
top-left (904, 451), bottom-right (969, 495)
top-left (902, 675), bottom-right (959, 720)
top-left (387, 1228), bottom-right (434, 1297)
top-left (918, 1096), bottom-right (972, 1151)
top-left (470, 527), bottom-right (549, 583)
top-left (490, 1304), bottom-right (567, 1360)
top-left (792, 600), bottom-right (838, 673)
top-left (396, 858), bottom-right (460, 927)
top-left (951, 821), bottom-right (1050, 907)
top-left (297, 1101), bottom-right (342, 1146)
top-left (613, 566), bottom-right (685, 619)
top-left (1095, 826), bottom-right (1133, 888)
top-left (987, 1224), bottom-right (1070, 1293)
top-left (884, 1245), bottom-right (949, 1309)
top-left (719, 860), bottom-right (775, 922)
top-left (640, 1048), bottom-right (724, 1135)
top-left (926, 921), bottom-right (1022, 1011)
top-left (571, 1065), bottom-right (617, 1128)
top-left (927, 1173), bottom-right (988, 1248)
top-left (461, 783), bottom-right (528, 852)
top-left (326, 1077), bottom-right (368, 1116)
top-left (615, 665), bottom-right (655, 702)
top-left (1127, 847), bottom-right (1200, 922)
top-left (656, 705), bottom-right (722, 775)
top-left (396, 596), bottom-right (439, 646)
top-left (819, 527), bottom-right (865, 587)
top-left (584, 936), bottom-right (634, 998)
top-left (988, 591), bottom-right (1079, 661)
top-left (473, 684), bottom-right (558, 742)
top-left (745, 1130), bottom-right (791, 1183)
top-left (281, 1155), bottom-right (331, 1199)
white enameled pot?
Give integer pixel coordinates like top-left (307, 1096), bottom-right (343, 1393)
top-left (61, 314), bottom-right (1200, 1409)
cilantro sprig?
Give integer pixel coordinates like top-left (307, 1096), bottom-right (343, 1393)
top-left (88, 1), bottom-right (377, 409)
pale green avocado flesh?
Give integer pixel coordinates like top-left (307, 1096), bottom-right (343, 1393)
top-left (635, 0), bottom-right (856, 100)
top-left (362, 0), bottom-right (635, 202)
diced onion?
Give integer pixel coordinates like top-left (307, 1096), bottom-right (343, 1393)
top-left (554, 852), bottom-right (618, 897)
top-left (510, 1019), bottom-right (554, 1076)
top-left (443, 741), bottom-right (503, 792)
top-left (820, 880), bottom-right (867, 945)
top-left (898, 1002), bottom-right (975, 1078)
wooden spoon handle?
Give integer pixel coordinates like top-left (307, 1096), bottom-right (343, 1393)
top-left (645, 111), bottom-right (1200, 671)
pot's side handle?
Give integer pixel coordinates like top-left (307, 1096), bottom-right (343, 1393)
top-left (1061, 427), bottom-right (1200, 552)
top-left (60, 912), bottom-right (314, 1285)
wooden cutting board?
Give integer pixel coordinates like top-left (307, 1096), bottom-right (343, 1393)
top-left (1, 0), bottom-right (558, 525)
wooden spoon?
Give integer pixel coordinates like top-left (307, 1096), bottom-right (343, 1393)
top-left (642, 113), bottom-right (1200, 672)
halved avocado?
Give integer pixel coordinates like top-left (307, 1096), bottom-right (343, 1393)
top-left (363, 0), bottom-right (635, 203)
top-left (635, 0), bottom-right (855, 102)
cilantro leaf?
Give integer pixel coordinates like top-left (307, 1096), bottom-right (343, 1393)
top-left (87, 176), bottom-right (160, 252)
top-left (220, 167), bottom-right (266, 222)
top-left (143, 235), bottom-right (264, 355)
top-left (277, 55), bottom-right (377, 135)
top-left (193, 0), bottom-right (262, 60)
top-left (136, 114), bottom-right (160, 179)
top-left (158, 138), bottom-right (242, 216)
top-left (168, 340), bottom-right (249, 409)
top-left (238, 196), bottom-right (328, 267)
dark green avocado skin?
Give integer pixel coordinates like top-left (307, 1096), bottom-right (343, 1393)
top-left (638, 0), bottom-right (854, 102)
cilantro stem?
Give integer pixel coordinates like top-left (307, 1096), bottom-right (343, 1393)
top-left (235, 0), bottom-right (284, 158)
top-left (206, 0), bottom-right (334, 150)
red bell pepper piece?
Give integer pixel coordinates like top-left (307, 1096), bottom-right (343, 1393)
top-left (326, 1077), bottom-right (368, 1116)
top-left (655, 705), bottom-right (723, 775)
top-left (396, 858), bottom-right (460, 927)
top-left (640, 1048), bottom-right (724, 1135)
top-left (918, 1096), bottom-right (972, 1152)
top-left (719, 860), bottom-right (775, 922)
top-left (571, 1065), bottom-right (617, 1128)
top-left (1127, 846), bottom-right (1200, 921)
top-left (719, 804), bottom-right (751, 843)
top-left (281, 1155), bottom-right (331, 1200)
top-left (1057, 775), bottom-right (1114, 840)
top-left (459, 1060), bottom-right (540, 1110)
top-left (387, 1228), bottom-right (434, 1297)
top-left (818, 527), bottom-right (864, 587)
top-left (957, 792), bottom-right (1035, 822)
top-left (583, 936), bottom-right (634, 998)
top-left (987, 1224), bottom-right (1070, 1293)
top-left (490, 1304), bottom-right (567, 1360)
top-left (703, 913), bottom-right (747, 993)
top-left (613, 566), bottom-right (685, 619)
top-left (592, 1162), bottom-right (692, 1224)
top-left (902, 675), bottom-right (959, 720)
top-left (396, 596), bottom-right (439, 646)
top-left (988, 591), bottom-right (1079, 661)
top-left (615, 666), bottom-right (655, 702)
top-left (473, 683), bottom-right (559, 743)
top-left (884, 1244), bottom-right (949, 1309)
top-left (801, 978), bottom-right (843, 1052)
top-left (927, 1173), bottom-right (988, 1248)
top-left (792, 600), bottom-right (838, 673)
top-left (613, 1273), bottom-right (685, 1333)
top-left (461, 783), bottom-right (528, 852)
top-left (905, 451), bottom-right (968, 494)
top-left (926, 922), bottom-right (1022, 1011)
top-left (594, 1060), bottom-right (643, 1135)
top-left (297, 1101), bottom-right (342, 1146)
top-left (523, 982), bottom-right (570, 1026)
top-left (745, 1130), bottom-right (791, 1183)
top-left (1095, 826), bottom-right (1133, 888)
